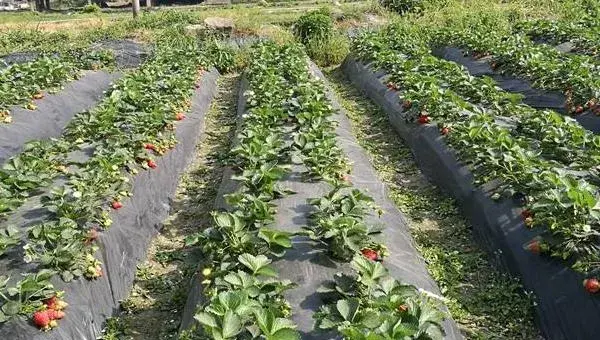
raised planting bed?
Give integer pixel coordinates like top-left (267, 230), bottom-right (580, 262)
top-left (514, 18), bottom-right (600, 58)
top-left (0, 33), bottom-right (220, 339)
top-left (179, 42), bottom-right (462, 340)
top-left (431, 46), bottom-right (600, 134)
top-left (0, 70), bottom-right (122, 164)
top-left (436, 24), bottom-right (600, 125)
top-left (0, 50), bottom-right (116, 124)
top-left (352, 27), bottom-right (600, 188)
top-left (342, 55), bottom-right (600, 340)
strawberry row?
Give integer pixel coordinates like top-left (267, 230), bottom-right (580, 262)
top-left (0, 49), bottom-right (115, 124)
top-left (286, 54), bottom-right (449, 336)
top-left (352, 26), bottom-right (600, 283)
top-left (436, 17), bottom-right (600, 114)
top-left (515, 18), bottom-right (600, 57)
top-left (0, 33), bottom-right (210, 329)
top-left (355, 26), bottom-right (600, 178)
top-left (0, 36), bottom-right (199, 222)
top-left (191, 42), bottom-right (302, 339)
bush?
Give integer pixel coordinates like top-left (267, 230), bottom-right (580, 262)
top-left (292, 7), bottom-right (348, 67)
top-left (293, 8), bottom-right (334, 45)
top-left (81, 3), bottom-right (101, 14)
top-left (306, 33), bottom-right (349, 67)
top-left (200, 40), bottom-right (236, 73)
top-left (379, 0), bottom-right (422, 15)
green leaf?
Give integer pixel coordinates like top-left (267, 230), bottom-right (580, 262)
top-left (222, 310), bottom-right (242, 338)
top-left (238, 253), bottom-right (277, 277)
top-left (1, 301), bottom-right (21, 316)
top-left (271, 317), bottom-right (297, 334)
top-left (258, 228), bottom-right (293, 248)
top-left (336, 298), bottom-right (359, 321)
top-left (256, 266), bottom-right (278, 277)
top-left (269, 328), bottom-right (301, 340)
top-left (218, 291), bottom-right (244, 311)
top-left (195, 312), bottom-right (218, 329)
top-left (61, 271), bottom-right (74, 282)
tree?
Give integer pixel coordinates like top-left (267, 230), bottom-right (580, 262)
top-left (132, 0), bottom-right (140, 18)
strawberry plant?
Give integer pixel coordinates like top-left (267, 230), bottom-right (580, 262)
top-left (305, 187), bottom-right (386, 261)
top-left (315, 256), bottom-right (446, 339)
top-left (192, 42), bottom-right (311, 338)
top-left (0, 270), bottom-right (57, 323)
top-left (0, 226), bottom-right (19, 257)
top-left (23, 218), bottom-right (98, 282)
top-left (198, 254), bottom-right (297, 328)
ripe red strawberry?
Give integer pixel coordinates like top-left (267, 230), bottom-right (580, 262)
top-left (175, 112), bottom-right (186, 121)
top-left (111, 201), bottom-right (123, 210)
top-left (147, 160), bottom-right (157, 169)
top-left (43, 296), bottom-right (57, 310)
top-left (386, 82), bottom-right (395, 89)
top-left (583, 278), bottom-right (600, 294)
top-left (526, 240), bottom-right (541, 254)
top-left (46, 309), bottom-right (65, 320)
top-left (402, 100), bottom-right (412, 110)
top-left (521, 209), bottom-right (532, 219)
top-left (397, 304), bottom-right (408, 312)
top-left (144, 143), bottom-right (156, 151)
top-left (417, 115), bottom-right (430, 125)
top-left (440, 127), bottom-right (449, 135)
top-left (361, 248), bottom-right (379, 261)
top-left (575, 106), bottom-right (584, 114)
top-left (33, 310), bottom-right (50, 329)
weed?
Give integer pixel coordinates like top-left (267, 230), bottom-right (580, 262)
top-left (305, 32), bottom-right (349, 66)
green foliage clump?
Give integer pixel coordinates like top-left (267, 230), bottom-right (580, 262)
top-left (305, 33), bottom-right (349, 67)
top-left (81, 3), bottom-right (101, 14)
top-left (293, 8), bottom-right (349, 67)
top-left (379, 0), bottom-right (422, 15)
top-left (129, 11), bottom-right (201, 30)
top-left (200, 40), bottom-right (236, 74)
top-left (293, 8), bottom-right (334, 45)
